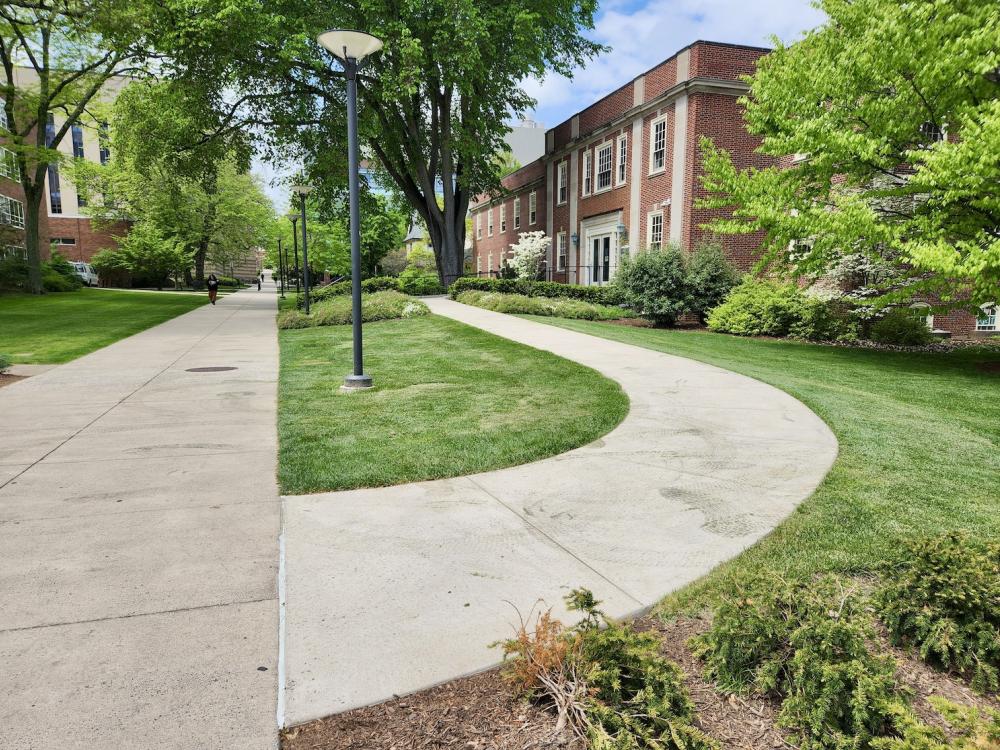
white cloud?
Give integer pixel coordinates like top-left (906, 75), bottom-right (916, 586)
top-left (526, 0), bottom-right (826, 128)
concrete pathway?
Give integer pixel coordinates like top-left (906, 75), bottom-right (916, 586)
top-left (0, 284), bottom-right (280, 749)
top-left (281, 298), bottom-right (838, 727)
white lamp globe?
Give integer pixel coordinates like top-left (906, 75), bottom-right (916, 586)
top-left (317, 30), bottom-right (383, 62)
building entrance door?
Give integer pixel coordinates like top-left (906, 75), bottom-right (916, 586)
top-left (591, 234), bottom-right (611, 285)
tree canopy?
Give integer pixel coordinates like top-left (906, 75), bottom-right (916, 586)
top-left (699, 0), bottom-right (1000, 308)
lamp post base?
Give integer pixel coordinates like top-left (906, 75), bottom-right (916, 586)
top-left (341, 374), bottom-right (374, 391)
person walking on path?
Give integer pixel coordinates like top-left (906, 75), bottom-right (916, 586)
top-left (207, 274), bottom-right (220, 305)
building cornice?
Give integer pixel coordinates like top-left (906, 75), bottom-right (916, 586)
top-left (548, 77), bottom-right (750, 160)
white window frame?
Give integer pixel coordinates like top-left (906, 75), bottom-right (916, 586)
top-left (0, 147), bottom-right (19, 180)
top-left (908, 302), bottom-right (934, 330)
top-left (513, 197), bottom-right (521, 229)
top-left (582, 150), bottom-right (592, 196)
top-left (487, 251), bottom-right (493, 272)
top-left (647, 211), bottom-right (663, 250)
top-left (476, 213), bottom-right (482, 240)
top-left (595, 142), bottom-right (613, 193)
top-left (976, 303), bottom-right (997, 331)
top-left (557, 162), bottom-right (568, 205)
top-left (0, 194), bottom-right (24, 228)
top-left (556, 232), bottom-right (567, 271)
top-left (0, 97), bottom-right (7, 130)
top-left (616, 134), bottom-right (627, 186)
top-left (477, 254), bottom-right (482, 274)
top-left (649, 115), bottom-right (667, 174)
top-left (487, 207), bottom-right (493, 236)
top-left (529, 190), bottom-right (537, 224)
top-left (500, 204), bottom-right (506, 233)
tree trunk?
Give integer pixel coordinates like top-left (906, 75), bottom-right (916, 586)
top-left (22, 184), bottom-right (45, 295)
top-left (193, 242), bottom-right (207, 289)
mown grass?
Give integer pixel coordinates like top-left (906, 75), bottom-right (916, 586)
top-left (277, 314), bottom-right (629, 494)
top-left (0, 288), bottom-right (207, 364)
top-left (528, 317), bottom-right (1000, 613)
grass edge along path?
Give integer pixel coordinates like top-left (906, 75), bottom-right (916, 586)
top-left (0, 288), bottom-right (208, 364)
top-left (525, 316), bottom-right (1000, 616)
top-left (277, 313), bottom-right (629, 495)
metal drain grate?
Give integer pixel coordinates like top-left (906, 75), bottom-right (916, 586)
top-left (185, 366), bottom-right (238, 372)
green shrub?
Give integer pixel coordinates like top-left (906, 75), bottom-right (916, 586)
top-left (868, 310), bottom-right (934, 346)
top-left (500, 589), bottom-right (716, 750)
top-left (279, 290), bottom-right (429, 329)
top-left (611, 246), bottom-right (689, 326)
top-left (302, 276), bottom-right (401, 308)
top-left (687, 241), bottom-right (742, 322)
top-left (692, 575), bottom-right (905, 749)
top-left (706, 278), bottom-right (806, 337)
top-left (90, 248), bottom-right (131, 287)
top-left (397, 267), bottom-right (443, 295)
top-left (790, 298), bottom-right (859, 341)
top-left (871, 698), bottom-right (1000, 750)
top-left (0, 255), bottom-right (29, 290)
top-left (0, 353), bottom-right (10, 374)
top-left (42, 252), bottom-right (83, 292)
top-left (215, 275), bottom-right (241, 287)
top-left (874, 532), bottom-right (1000, 694)
top-left (456, 290), bottom-right (630, 321)
top-left (449, 276), bottom-right (625, 306)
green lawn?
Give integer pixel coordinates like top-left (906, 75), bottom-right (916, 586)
top-left (278, 314), bottom-right (628, 494)
top-left (0, 288), bottom-right (207, 364)
top-left (529, 317), bottom-right (1000, 613)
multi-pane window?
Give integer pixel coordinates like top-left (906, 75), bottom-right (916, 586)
top-left (582, 150), bottom-right (592, 196)
top-left (529, 191), bottom-right (537, 224)
top-left (976, 304), bottom-right (997, 331)
top-left (596, 143), bottom-right (613, 191)
top-left (500, 204), bottom-right (506, 232)
top-left (920, 121), bottom-right (944, 143)
top-left (476, 213), bottom-right (482, 239)
top-left (0, 147), bottom-right (18, 180)
top-left (0, 97), bottom-right (7, 131)
top-left (557, 162), bottom-right (567, 204)
top-left (488, 252), bottom-right (493, 273)
top-left (72, 124), bottom-right (85, 158)
top-left (616, 135), bottom-right (627, 186)
top-left (477, 254), bottom-right (482, 274)
top-left (45, 114), bottom-right (62, 214)
top-left (650, 116), bottom-right (667, 173)
top-left (513, 197), bottom-right (521, 229)
top-left (0, 194), bottom-right (25, 228)
top-left (487, 207), bottom-right (493, 236)
top-left (648, 211), bottom-right (663, 249)
top-left (98, 121), bottom-right (111, 165)
top-left (557, 232), bottom-right (567, 271)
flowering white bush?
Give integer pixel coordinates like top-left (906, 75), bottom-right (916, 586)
top-left (508, 231), bottom-right (550, 280)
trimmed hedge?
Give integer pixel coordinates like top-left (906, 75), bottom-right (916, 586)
top-left (449, 275), bottom-right (625, 306)
top-left (455, 290), bottom-right (633, 321)
top-left (279, 290), bottom-right (429, 329)
top-left (301, 276), bottom-right (400, 309)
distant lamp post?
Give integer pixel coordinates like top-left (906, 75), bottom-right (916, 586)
top-left (287, 211), bottom-right (301, 295)
top-left (317, 28), bottom-right (383, 391)
top-left (277, 237), bottom-right (285, 298)
top-left (291, 184), bottom-right (313, 314)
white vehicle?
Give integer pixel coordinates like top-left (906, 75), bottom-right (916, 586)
top-left (71, 261), bottom-right (99, 287)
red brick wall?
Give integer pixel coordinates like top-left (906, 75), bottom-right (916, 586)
top-left (47, 216), bottom-right (126, 263)
top-left (638, 104), bottom-right (676, 248)
top-left (578, 83), bottom-right (635, 137)
top-left (643, 57), bottom-right (679, 102)
top-left (689, 42), bottom-right (768, 80)
top-left (470, 160), bottom-right (547, 277)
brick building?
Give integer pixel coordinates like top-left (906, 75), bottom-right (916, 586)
top-left (1, 67), bottom-right (128, 266)
top-left (469, 40), bottom-right (997, 338)
top-left (471, 41), bottom-right (771, 286)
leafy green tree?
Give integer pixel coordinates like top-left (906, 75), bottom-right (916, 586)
top-left (699, 0), bottom-right (1000, 307)
top-left (0, 0), bottom-right (154, 293)
top-left (157, 0), bottom-right (604, 286)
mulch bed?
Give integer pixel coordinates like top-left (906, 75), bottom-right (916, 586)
top-left (0, 373), bottom-right (26, 389)
top-left (283, 615), bottom-right (998, 750)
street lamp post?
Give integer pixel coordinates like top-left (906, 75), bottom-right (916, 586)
top-left (287, 212), bottom-right (301, 295)
top-left (291, 185), bottom-right (313, 314)
top-left (317, 29), bottom-right (383, 390)
top-left (277, 237), bottom-right (285, 298)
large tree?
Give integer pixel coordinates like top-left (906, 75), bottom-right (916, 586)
top-left (0, 0), bottom-right (152, 293)
top-left (160, 0), bottom-right (603, 286)
top-left (700, 0), bottom-right (1000, 308)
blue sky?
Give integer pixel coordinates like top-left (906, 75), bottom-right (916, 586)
top-left (523, 0), bottom-right (826, 128)
top-left (256, 0), bottom-right (826, 208)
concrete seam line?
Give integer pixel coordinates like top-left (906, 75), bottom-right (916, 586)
top-left (276, 523), bottom-right (288, 729)
top-left (0, 595), bottom-right (277, 634)
top-left (0, 299), bottom-right (246, 492)
top-left (466, 475), bottom-right (646, 609)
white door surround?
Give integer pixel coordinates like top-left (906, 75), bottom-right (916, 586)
top-left (579, 211), bottom-right (623, 286)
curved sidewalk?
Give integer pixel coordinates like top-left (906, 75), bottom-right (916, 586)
top-left (281, 298), bottom-right (838, 727)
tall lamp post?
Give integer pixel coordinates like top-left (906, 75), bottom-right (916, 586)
top-left (277, 237), bottom-right (285, 298)
top-left (317, 29), bottom-right (383, 390)
top-left (291, 184), bottom-right (313, 314)
top-left (287, 212), bottom-right (301, 295)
